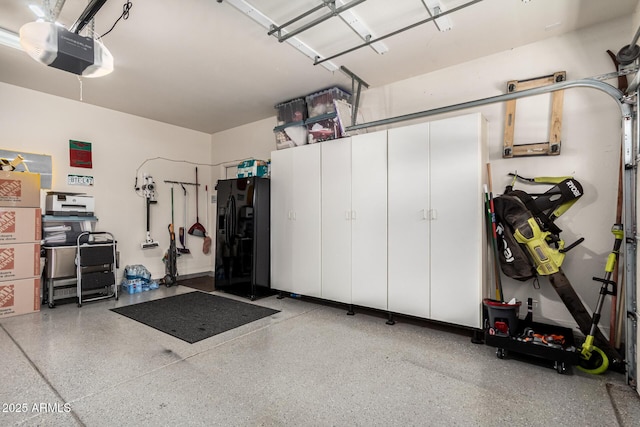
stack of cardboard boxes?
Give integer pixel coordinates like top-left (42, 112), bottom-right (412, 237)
top-left (0, 171), bottom-right (41, 319)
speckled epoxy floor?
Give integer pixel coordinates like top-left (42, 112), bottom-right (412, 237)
top-left (1, 286), bottom-right (639, 426)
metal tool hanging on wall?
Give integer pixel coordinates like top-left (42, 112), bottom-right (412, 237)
top-left (141, 174), bottom-right (159, 249)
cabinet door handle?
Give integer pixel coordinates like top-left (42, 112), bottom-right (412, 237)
top-left (352, 210), bottom-right (357, 220)
top-left (422, 209), bottom-right (428, 220)
top-left (293, 211), bottom-right (297, 221)
top-left (430, 209), bottom-right (437, 220)
top-left (288, 210), bottom-right (292, 220)
top-left (345, 210), bottom-right (350, 220)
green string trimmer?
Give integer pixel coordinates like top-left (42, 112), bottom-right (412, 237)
top-left (577, 223), bottom-right (624, 374)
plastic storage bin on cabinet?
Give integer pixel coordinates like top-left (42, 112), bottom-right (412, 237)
top-left (275, 98), bottom-right (307, 126)
top-left (306, 87), bottom-right (351, 119)
top-left (305, 113), bottom-right (342, 144)
top-left (274, 123), bottom-right (308, 150)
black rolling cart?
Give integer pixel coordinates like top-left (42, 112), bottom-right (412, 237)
top-left (75, 231), bottom-right (118, 307)
top-left (484, 298), bottom-right (579, 374)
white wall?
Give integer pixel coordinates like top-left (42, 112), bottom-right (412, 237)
top-left (0, 82), bottom-right (213, 281)
top-left (211, 117), bottom-right (275, 183)
top-left (210, 16), bottom-right (633, 333)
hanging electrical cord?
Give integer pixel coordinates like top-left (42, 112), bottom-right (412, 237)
top-left (100, 0), bottom-right (133, 38)
top-left (133, 156), bottom-right (258, 198)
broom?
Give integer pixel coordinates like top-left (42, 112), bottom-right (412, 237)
top-left (188, 167), bottom-right (206, 237)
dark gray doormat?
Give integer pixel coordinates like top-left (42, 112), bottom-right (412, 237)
top-left (178, 276), bottom-right (215, 293)
top-left (111, 292), bottom-right (279, 343)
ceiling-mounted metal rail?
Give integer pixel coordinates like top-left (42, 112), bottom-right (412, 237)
top-left (340, 66), bottom-right (369, 126)
top-left (315, 0), bottom-right (483, 66)
top-left (267, 2), bottom-right (328, 36)
top-left (70, 0), bottom-right (108, 34)
top-left (271, 0), bottom-right (367, 43)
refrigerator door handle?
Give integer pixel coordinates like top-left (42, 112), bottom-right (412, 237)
top-left (224, 197), bottom-right (230, 247)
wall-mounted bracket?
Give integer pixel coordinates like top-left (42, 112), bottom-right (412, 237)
top-left (503, 71), bottom-right (566, 158)
top-left (340, 66), bottom-right (369, 126)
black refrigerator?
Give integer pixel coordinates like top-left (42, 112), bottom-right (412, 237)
top-left (214, 177), bottom-right (270, 300)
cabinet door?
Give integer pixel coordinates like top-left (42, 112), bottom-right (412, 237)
top-left (387, 123), bottom-right (430, 318)
top-left (291, 144), bottom-right (322, 298)
top-left (429, 114), bottom-right (484, 328)
top-left (321, 138), bottom-right (352, 304)
top-left (270, 149), bottom-right (293, 292)
top-left (351, 131), bottom-right (388, 310)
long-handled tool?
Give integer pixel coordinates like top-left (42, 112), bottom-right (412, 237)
top-left (178, 184), bottom-right (191, 254)
top-left (576, 223), bottom-right (624, 374)
top-left (163, 187), bottom-right (178, 287)
top-left (486, 163), bottom-right (503, 302)
top-left (188, 167), bottom-right (206, 237)
top-left (203, 185), bottom-right (212, 254)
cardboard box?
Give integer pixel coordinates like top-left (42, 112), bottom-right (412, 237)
top-left (0, 242), bottom-right (41, 281)
top-left (0, 277), bottom-right (41, 319)
top-left (0, 171), bottom-right (41, 208)
top-left (237, 160), bottom-right (268, 178)
top-left (0, 208), bottom-right (42, 243)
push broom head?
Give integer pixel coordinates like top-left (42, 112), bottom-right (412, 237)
top-left (141, 232), bottom-right (159, 249)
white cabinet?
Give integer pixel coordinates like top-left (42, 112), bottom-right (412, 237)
top-left (429, 114), bottom-right (485, 328)
top-left (321, 139), bottom-right (352, 304)
top-left (387, 114), bottom-right (486, 328)
top-left (351, 131), bottom-right (388, 311)
top-left (388, 123), bottom-right (431, 318)
top-left (271, 113), bottom-right (485, 328)
top-left (270, 144), bottom-right (322, 297)
top-left (270, 148), bottom-right (293, 293)
top-left (320, 132), bottom-right (388, 309)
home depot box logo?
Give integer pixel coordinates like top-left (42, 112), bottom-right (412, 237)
top-left (0, 211), bottom-right (16, 233)
top-left (0, 248), bottom-right (15, 271)
top-left (0, 179), bottom-right (21, 198)
top-left (0, 285), bottom-right (14, 308)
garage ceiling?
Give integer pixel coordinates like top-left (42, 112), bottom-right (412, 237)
top-left (0, 0), bottom-right (637, 134)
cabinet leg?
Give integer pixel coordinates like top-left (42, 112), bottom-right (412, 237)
top-left (386, 312), bottom-right (396, 325)
top-left (276, 291), bottom-right (285, 300)
top-left (471, 329), bottom-right (484, 344)
top-left (347, 304), bottom-right (355, 316)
